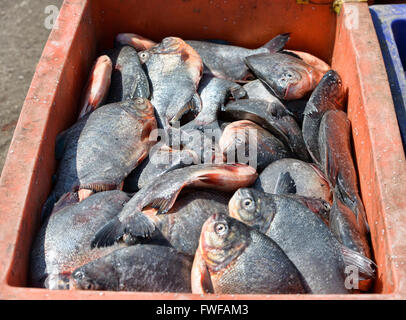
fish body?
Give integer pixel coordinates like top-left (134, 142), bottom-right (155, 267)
top-left (186, 33), bottom-right (290, 81)
top-left (30, 191), bottom-right (130, 289)
top-left (253, 158), bottom-right (331, 203)
top-left (139, 37), bottom-right (203, 128)
top-left (229, 188), bottom-right (375, 293)
top-left (318, 110), bottom-right (370, 257)
top-left (141, 190), bottom-right (229, 255)
top-left (302, 70), bottom-right (346, 164)
top-left (71, 245), bottom-right (193, 292)
top-left (42, 98), bottom-right (157, 221)
top-left (78, 55), bottom-right (113, 119)
top-left (192, 213), bottom-right (310, 294)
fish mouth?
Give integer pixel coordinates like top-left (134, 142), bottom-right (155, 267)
top-left (228, 192), bottom-right (241, 219)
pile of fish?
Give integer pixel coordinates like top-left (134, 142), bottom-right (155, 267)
top-left (30, 32), bottom-right (376, 294)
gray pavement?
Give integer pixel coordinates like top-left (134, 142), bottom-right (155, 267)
top-left (0, 0), bottom-right (63, 173)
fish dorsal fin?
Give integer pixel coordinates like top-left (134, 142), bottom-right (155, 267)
top-left (274, 172), bottom-right (297, 194)
top-left (261, 33), bottom-right (291, 53)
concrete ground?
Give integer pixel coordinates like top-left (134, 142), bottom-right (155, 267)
top-left (0, 0), bottom-right (63, 173)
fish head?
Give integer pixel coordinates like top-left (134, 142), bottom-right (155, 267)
top-left (132, 97), bottom-right (155, 117)
top-left (115, 33), bottom-right (157, 51)
top-left (199, 213), bottom-right (250, 272)
top-left (229, 188), bottom-right (259, 225)
top-left (142, 37), bottom-right (203, 87)
top-left (271, 65), bottom-right (308, 100)
top-left (219, 121), bottom-right (258, 162)
top-left (229, 188), bottom-right (277, 234)
top-left (70, 263), bottom-right (117, 291)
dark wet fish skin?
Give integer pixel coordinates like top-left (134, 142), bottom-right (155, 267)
top-left (140, 190), bottom-right (229, 255)
top-left (182, 75), bottom-right (246, 134)
top-left (91, 163), bottom-right (257, 248)
top-left (221, 99), bottom-right (310, 162)
top-left (124, 146), bottom-right (198, 192)
top-left (243, 79), bottom-right (308, 125)
top-left (30, 191), bottom-right (130, 289)
top-left (302, 70), bottom-right (346, 164)
top-left (105, 45), bottom-right (150, 104)
top-left (228, 188), bottom-right (351, 294)
top-left (330, 188), bottom-right (371, 258)
top-left (318, 110), bottom-right (370, 257)
top-left (284, 99), bottom-right (308, 125)
top-left (220, 120), bottom-right (292, 172)
top-left (71, 245), bottom-right (193, 292)
top-left (194, 213), bottom-right (310, 294)
top-left (245, 52), bottom-right (324, 100)
top-left (139, 37), bottom-right (203, 128)
top-left (253, 158), bottom-right (332, 203)
top-left (186, 33), bottom-right (290, 81)
top-left (41, 98), bottom-right (157, 222)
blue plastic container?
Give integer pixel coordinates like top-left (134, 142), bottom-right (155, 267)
top-left (370, 5), bottom-right (406, 151)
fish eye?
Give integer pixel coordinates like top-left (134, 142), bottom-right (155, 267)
top-left (73, 270), bottom-right (85, 280)
top-left (242, 198), bottom-right (256, 212)
top-left (243, 199), bottom-right (252, 207)
top-left (139, 51), bottom-right (150, 62)
top-left (215, 222), bottom-right (228, 236)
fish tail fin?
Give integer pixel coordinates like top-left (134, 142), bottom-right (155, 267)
top-left (274, 171), bottom-right (297, 194)
top-left (261, 33), bottom-right (291, 53)
top-left (341, 244), bottom-right (376, 280)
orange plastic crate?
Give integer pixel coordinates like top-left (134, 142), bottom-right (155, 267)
top-left (0, 0), bottom-right (405, 300)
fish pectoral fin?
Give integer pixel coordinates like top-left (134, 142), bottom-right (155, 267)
top-left (274, 172), bottom-right (297, 194)
top-left (91, 213), bottom-right (156, 248)
top-left (91, 217), bottom-right (126, 248)
top-left (146, 187), bottom-right (184, 215)
top-left (124, 213), bottom-right (156, 238)
top-left (170, 92), bottom-right (202, 125)
top-left (341, 245), bottom-right (376, 280)
top-left (191, 248), bottom-right (214, 294)
top-left (148, 197), bottom-right (174, 215)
